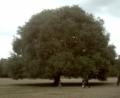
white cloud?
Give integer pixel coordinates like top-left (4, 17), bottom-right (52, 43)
top-left (104, 16), bottom-right (120, 54)
top-left (0, 35), bottom-right (13, 58)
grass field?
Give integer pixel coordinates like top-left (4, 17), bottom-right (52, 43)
top-left (0, 78), bottom-right (120, 98)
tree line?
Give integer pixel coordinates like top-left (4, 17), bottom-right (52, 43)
top-left (0, 5), bottom-right (120, 86)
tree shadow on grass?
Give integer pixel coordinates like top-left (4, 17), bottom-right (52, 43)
top-left (11, 82), bottom-right (116, 87)
top-left (88, 82), bottom-right (115, 87)
top-left (11, 82), bottom-right (55, 87)
top-left (62, 82), bottom-right (115, 87)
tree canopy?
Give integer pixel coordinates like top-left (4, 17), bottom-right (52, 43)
top-left (12, 5), bottom-right (116, 86)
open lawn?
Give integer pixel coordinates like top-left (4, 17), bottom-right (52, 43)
top-left (0, 78), bottom-right (119, 98)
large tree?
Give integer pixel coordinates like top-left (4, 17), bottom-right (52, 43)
top-left (12, 5), bottom-right (116, 86)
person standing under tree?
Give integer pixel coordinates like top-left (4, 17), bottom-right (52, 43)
top-left (82, 78), bottom-right (90, 88)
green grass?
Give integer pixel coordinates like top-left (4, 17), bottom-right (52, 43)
top-left (0, 78), bottom-right (119, 98)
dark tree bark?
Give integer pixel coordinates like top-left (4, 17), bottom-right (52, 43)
top-left (53, 74), bottom-right (61, 86)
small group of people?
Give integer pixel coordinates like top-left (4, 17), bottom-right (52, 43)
top-left (81, 79), bottom-right (90, 88)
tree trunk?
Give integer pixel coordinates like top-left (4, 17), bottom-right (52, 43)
top-left (53, 74), bottom-right (61, 86)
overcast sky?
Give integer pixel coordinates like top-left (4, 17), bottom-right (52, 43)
top-left (0, 0), bottom-right (120, 58)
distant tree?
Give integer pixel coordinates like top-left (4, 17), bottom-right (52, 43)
top-left (0, 59), bottom-right (9, 77)
top-left (114, 56), bottom-right (120, 74)
top-left (12, 5), bottom-right (116, 86)
top-left (7, 54), bottom-right (25, 79)
top-left (107, 45), bottom-right (117, 77)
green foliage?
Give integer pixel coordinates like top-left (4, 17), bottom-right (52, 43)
top-left (7, 54), bottom-right (25, 79)
top-left (13, 38), bottom-right (22, 55)
top-left (113, 56), bottom-right (120, 76)
top-left (76, 56), bottom-right (95, 79)
top-left (12, 5), bottom-right (116, 81)
top-left (0, 59), bottom-right (9, 77)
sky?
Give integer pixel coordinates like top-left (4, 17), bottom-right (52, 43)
top-left (0, 0), bottom-right (120, 58)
